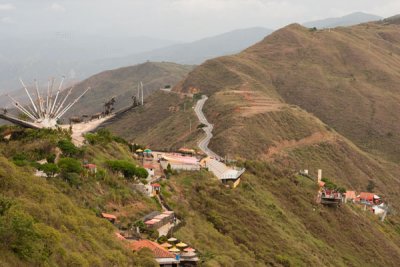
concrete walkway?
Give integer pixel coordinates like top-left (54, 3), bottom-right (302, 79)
top-left (194, 95), bottom-right (221, 160)
top-left (61, 115), bottom-right (114, 146)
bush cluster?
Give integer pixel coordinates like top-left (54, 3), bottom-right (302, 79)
top-left (106, 160), bottom-right (148, 180)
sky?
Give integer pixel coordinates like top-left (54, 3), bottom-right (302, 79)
top-left (0, 0), bottom-right (399, 41)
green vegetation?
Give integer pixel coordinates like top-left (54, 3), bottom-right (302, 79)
top-left (0, 127), bottom-right (158, 265)
top-left (161, 162), bottom-right (400, 266)
top-left (58, 157), bottom-right (83, 174)
top-left (106, 160), bottom-right (148, 180)
top-left (57, 139), bottom-right (82, 157)
top-left (38, 163), bottom-right (60, 177)
top-left (321, 177), bottom-right (346, 193)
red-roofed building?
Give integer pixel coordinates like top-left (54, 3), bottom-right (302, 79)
top-left (359, 192), bottom-right (380, 204)
top-left (101, 213), bottom-right (117, 224)
top-left (129, 240), bottom-right (179, 266)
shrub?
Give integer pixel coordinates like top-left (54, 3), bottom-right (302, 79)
top-left (63, 172), bottom-right (82, 188)
top-left (0, 195), bottom-right (12, 216)
top-left (0, 208), bottom-right (58, 263)
top-left (57, 140), bottom-right (81, 157)
top-left (46, 154), bottom-right (56, 163)
top-left (38, 163), bottom-right (60, 178)
top-left (106, 160), bottom-right (147, 180)
top-left (367, 180), bottom-right (376, 193)
top-left (197, 123), bottom-right (207, 129)
top-left (85, 129), bottom-right (113, 145)
top-left (135, 167), bottom-right (149, 179)
top-left (58, 158), bottom-right (83, 174)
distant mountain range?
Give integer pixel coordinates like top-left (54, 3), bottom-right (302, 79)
top-left (303, 12), bottom-right (382, 28)
top-left (0, 27), bottom-right (272, 93)
top-left (89, 27), bottom-right (273, 68)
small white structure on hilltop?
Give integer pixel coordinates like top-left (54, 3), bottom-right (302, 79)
top-left (1, 77), bottom-right (90, 129)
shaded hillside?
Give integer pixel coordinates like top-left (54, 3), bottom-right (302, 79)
top-left (63, 62), bottom-right (193, 118)
top-left (101, 90), bottom-right (202, 151)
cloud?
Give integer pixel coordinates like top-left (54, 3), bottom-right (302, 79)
top-left (0, 3), bottom-right (15, 11)
top-left (50, 3), bottom-right (66, 12)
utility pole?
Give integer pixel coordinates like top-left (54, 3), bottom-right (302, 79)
top-left (141, 81), bottom-right (144, 105)
top-left (189, 119), bottom-right (192, 132)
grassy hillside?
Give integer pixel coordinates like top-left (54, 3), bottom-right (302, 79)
top-left (62, 62), bottom-right (193, 118)
top-left (177, 20), bottom-right (400, 163)
top-left (0, 127), bottom-right (158, 266)
top-left (93, 20), bottom-right (400, 266)
top-left (161, 163), bottom-right (400, 266)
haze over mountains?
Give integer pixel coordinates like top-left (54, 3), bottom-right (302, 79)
top-left (0, 27), bottom-right (271, 93)
top-left (0, 11), bottom-right (383, 95)
top-left (303, 12), bottom-right (383, 28)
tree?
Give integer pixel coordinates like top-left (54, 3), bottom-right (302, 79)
top-left (135, 167), bottom-right (148, 179)
top-left (58, 158), bottom-right (82, 174)
top-left (39, 163), bottom-right (60, 178)
top-left (46, 154), bottom-right (56, 164)
top-left (64, 172), bottom-right (82, 188)
top-left (367, 180), bottom-right (376, 193)
top-left (57, 140), bottom-right (80, 157)
top-left (106, 160), bottom-right (136, 179)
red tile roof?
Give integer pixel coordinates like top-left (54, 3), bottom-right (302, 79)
top-left (129, 240), bottom-right (175, 258)
top-left (151, 183), bottom-right (161, 187)
top-left (359, 192), bottom-right (375, 201)
top-left (101, 213), bottom-right (117, 220)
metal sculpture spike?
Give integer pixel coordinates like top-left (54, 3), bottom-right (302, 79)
top-left (2, 77), bottom-right (91, 129)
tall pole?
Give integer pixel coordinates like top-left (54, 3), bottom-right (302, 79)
top-left (141, 81), bottom-right (144, 105)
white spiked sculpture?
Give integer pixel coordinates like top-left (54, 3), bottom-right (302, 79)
top-left (5, 77), bottom-right (91, 129)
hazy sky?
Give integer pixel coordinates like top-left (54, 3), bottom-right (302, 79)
top-left (0, 0), bottom-right (399, 41)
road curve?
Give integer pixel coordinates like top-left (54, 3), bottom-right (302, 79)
top-left (194, 95), bottom-right (221, 160)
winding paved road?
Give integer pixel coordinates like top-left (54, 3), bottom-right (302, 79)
top-left (194, 95), bottom-right (221, 160)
